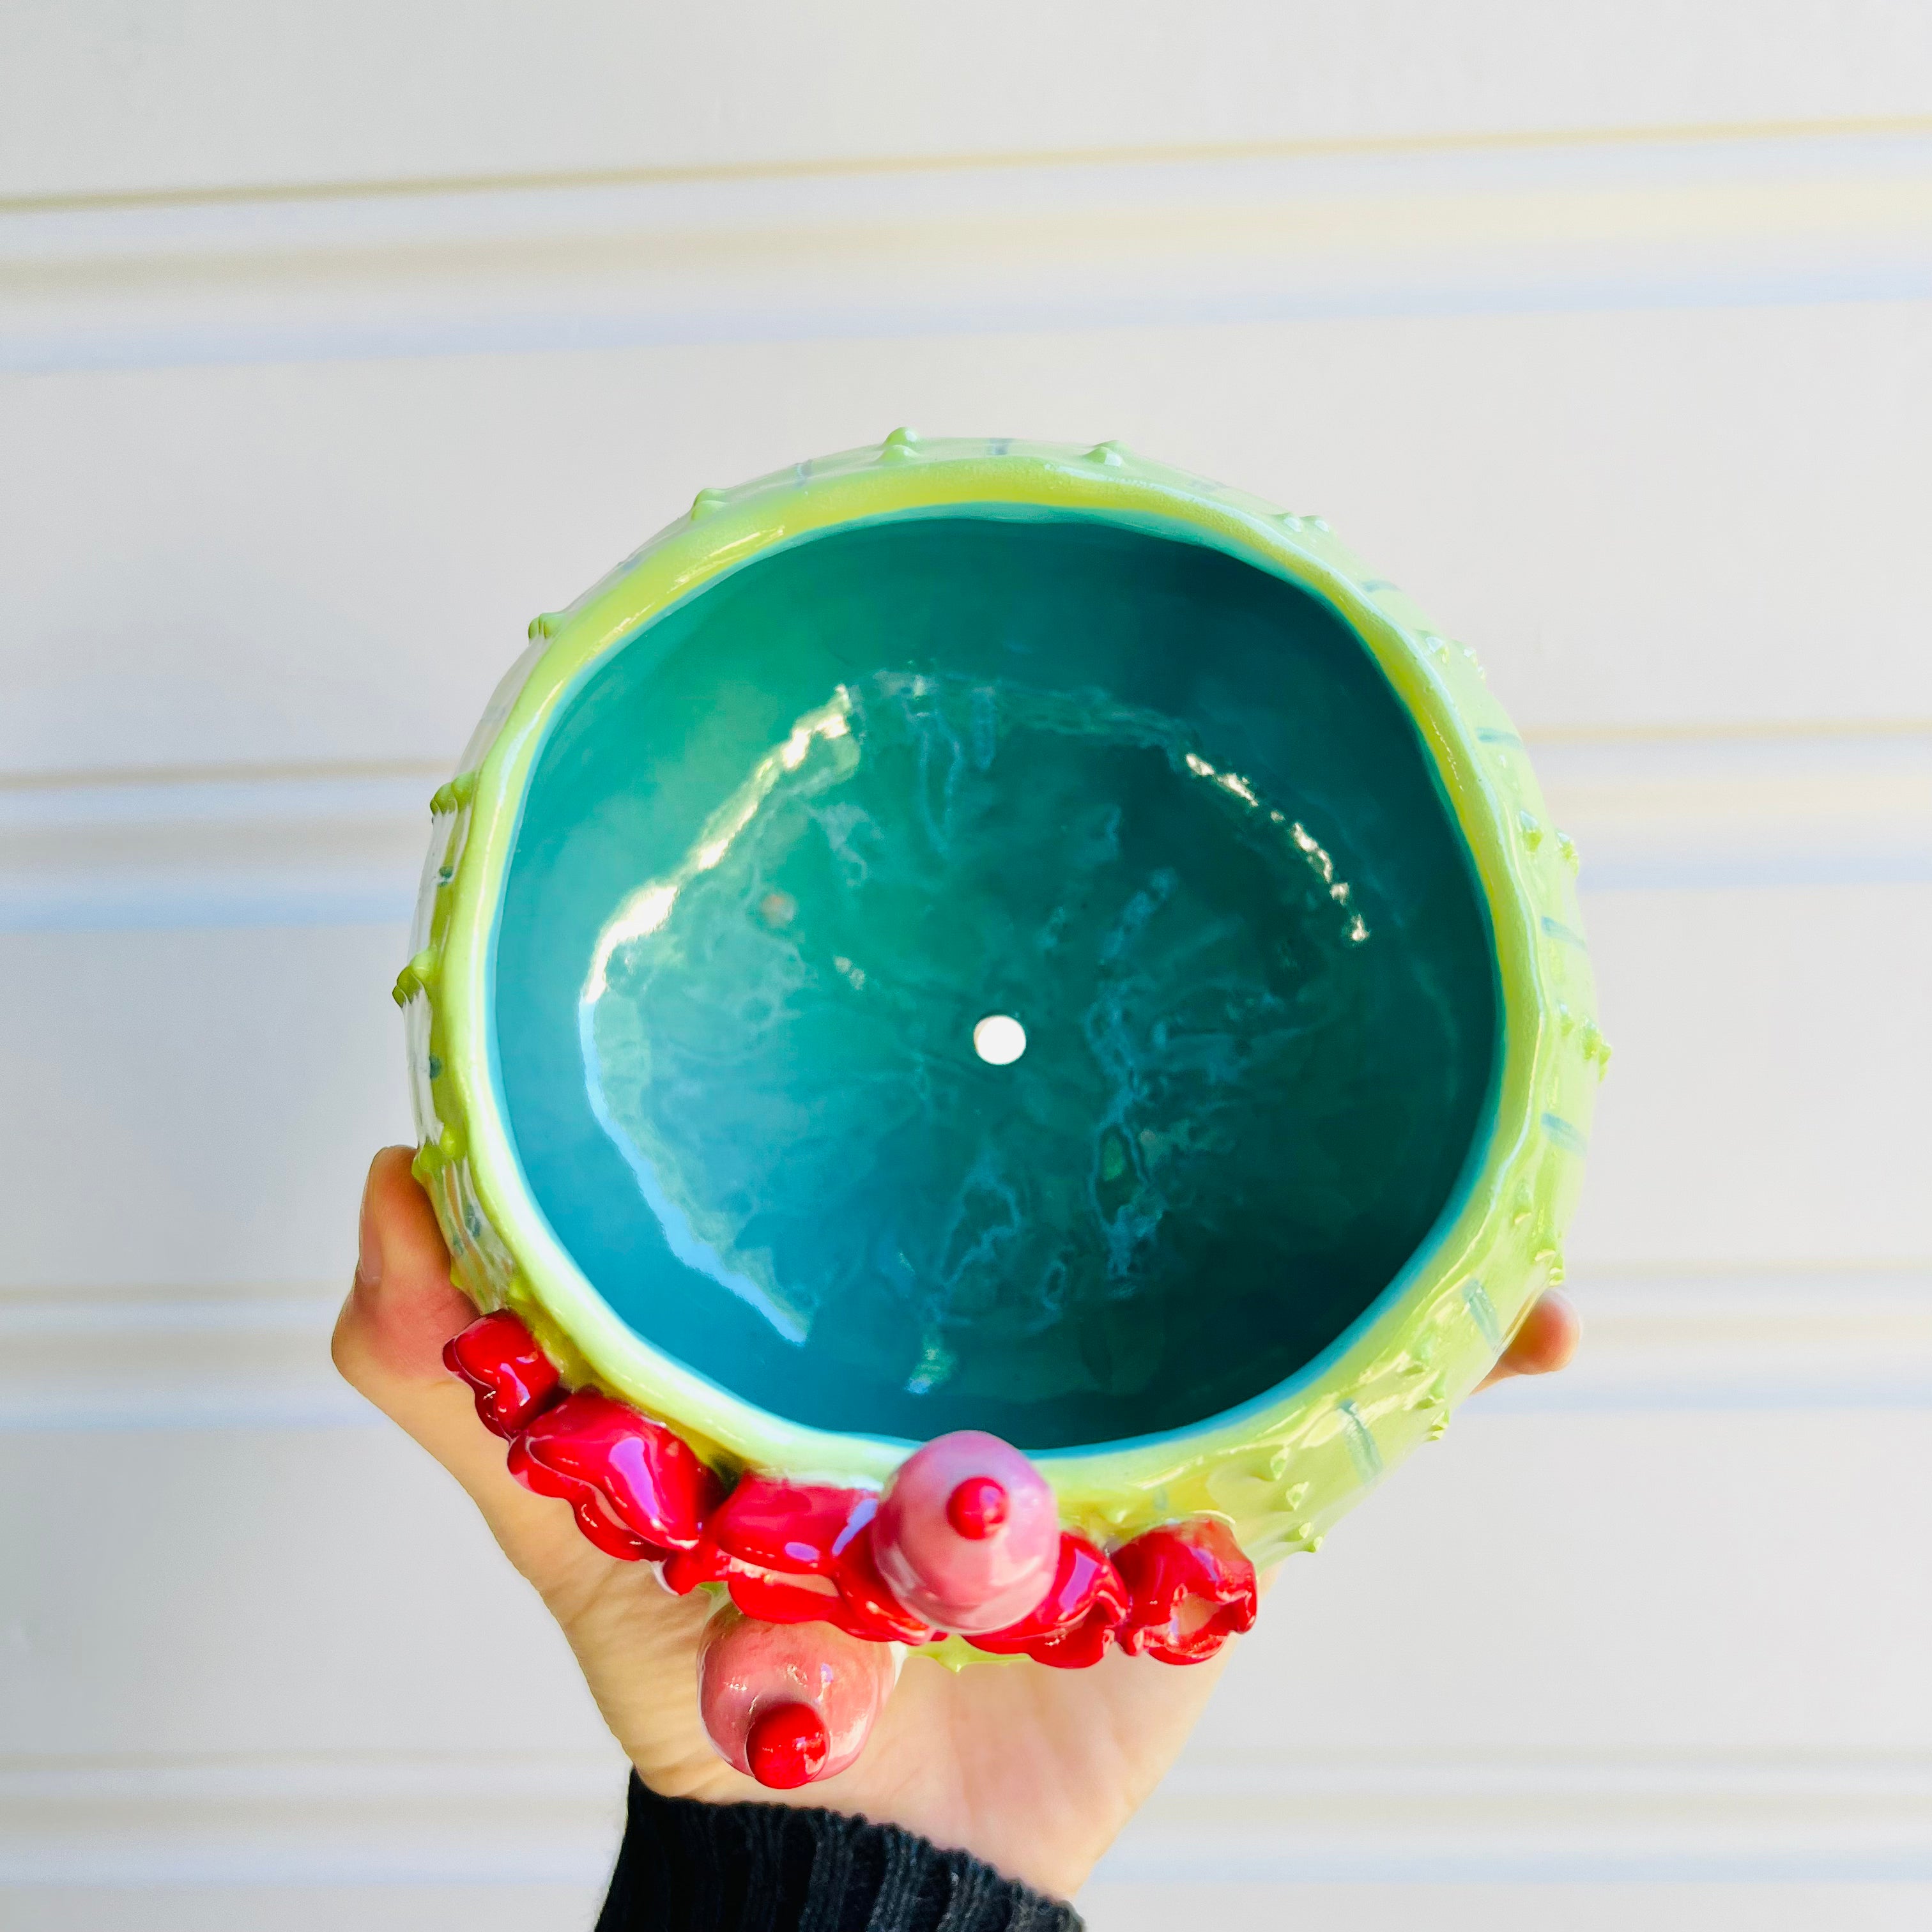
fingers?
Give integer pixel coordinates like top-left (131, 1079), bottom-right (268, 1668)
top-left (1476, 1289), bottom-right (1579, 1392)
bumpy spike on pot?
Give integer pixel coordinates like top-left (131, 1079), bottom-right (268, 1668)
top-left (696, 1601), bottom-right (898, 1788)
top-left (873, 1430), bottom-right (1058, 1634)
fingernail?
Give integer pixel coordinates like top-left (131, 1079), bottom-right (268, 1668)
top-left (356, 1180), bottom-right (383, 1291)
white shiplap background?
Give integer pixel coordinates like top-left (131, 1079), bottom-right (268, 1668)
top-left (4, 6), bottom-right (1931, 1928)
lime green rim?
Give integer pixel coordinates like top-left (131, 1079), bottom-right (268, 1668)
top-left (401, 433), bottom-right (1604, 1563)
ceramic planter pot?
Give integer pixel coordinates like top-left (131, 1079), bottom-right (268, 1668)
top-left (397, 433), bottom-right (1602, 1776)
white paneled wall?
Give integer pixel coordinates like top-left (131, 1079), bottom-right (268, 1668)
top-left (3, 6), bottom-right (1930, 1927)
top-left (6, 2), bottom-right (1931, 196)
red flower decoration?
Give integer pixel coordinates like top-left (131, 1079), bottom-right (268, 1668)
top-left (707, 1474), bottom-right (865, 1574)
top-left (823, 1519), bottom-right (934, 1646)
top-left (668, 1475), bottom-right (933, 1645)
top-left (443, 1310), bottom-right (561, 1437)
top-left (969, 1531), bottom-right (1129, 1668)
top-left (443, 1311), bottom-right (1258, 1669)
top-left (507, 1390), bottom-right (723, 1563)
top-left (1114, 1519), bottom-right (1258, 1664)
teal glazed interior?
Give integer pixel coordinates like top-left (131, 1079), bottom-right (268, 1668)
top-left (492, 510), bottom-right (1499, 1451)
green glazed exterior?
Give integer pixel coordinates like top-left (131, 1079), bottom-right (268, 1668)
top-left (398, 432), bottom-right (1604, 1568)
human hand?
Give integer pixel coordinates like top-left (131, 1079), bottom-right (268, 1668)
top-left (334, 1146), bottom-right (1576, 1898)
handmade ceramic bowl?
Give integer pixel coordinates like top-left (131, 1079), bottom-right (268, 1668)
top-left (398, 433), bottom-right (1602, 1684)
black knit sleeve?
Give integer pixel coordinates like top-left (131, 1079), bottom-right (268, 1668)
top-left (596, 1774), bottom-right (1085, 1932)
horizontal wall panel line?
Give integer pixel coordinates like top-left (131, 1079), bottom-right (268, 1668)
top-left (0, 1750), bottom-right (627, 1887)
top-left (0, 767), bottom-right (438, 933)
top-left (3, 127), bottom-right (1929, 373)
top-left (8, 1746), bottom-right (1932, 1885)
top-left (4, 1268), bottom-right (1928, 1432)
top-left (0, 1283), bottom-right (369, 1431)
top-left (1105, 1749), bottom-right (1932, 1883)
top-left (9, 114), bottom-right (1928, 220)
top-left (1529, 728), bottom-right (1932, 891)
top-left (1475, 1268), bottom-right (1932, 1414)
top-left (0, 730), bottom-right (1924, 934)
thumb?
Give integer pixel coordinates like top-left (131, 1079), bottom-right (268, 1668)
top-left (331, 1147), bottom-right (726, 1790)
top-left (335, 1146), bottom-right (471, 1392)
top-left (330, 1146), bottom-right (591, 1572)
top-left (1476, 1289), bottom-right (1581, 1392)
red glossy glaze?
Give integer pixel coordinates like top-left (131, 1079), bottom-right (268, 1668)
top-left (443, 1310), bottom-right (561, 1437)
top-left (969, 1531), bottom-right (1129, 1668)
top-left (671, 1476), bottom-right (935, 1644)
top-left (1114, 1519), bottom-right (1259, 1664)
top-left (723, 1566), bottom-right (845, 1626)
top-left (947, 1476), bottom-right (1009, 1540)
top-left (507, 1390), bottom-right (723, 1561)
top-left (824, 1519), bottom-right (936, 1645)
top-left (661, 1538), bottom-right (731, 1595)
top-left (709, 1475), bottom-right (870, 1574)
top-left (746, 1703), bottom-right (831, 1789)
top-left (442, 1336), bottom-right (1253, 1678)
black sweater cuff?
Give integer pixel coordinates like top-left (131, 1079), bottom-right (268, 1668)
top-left (597, 1773), bottom-right (1084, 1932)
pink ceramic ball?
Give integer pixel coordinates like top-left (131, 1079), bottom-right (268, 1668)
top-left (873, 1430), bottom-right (1059, 1634)
top-left (696, 1604), bottom-right (898, 1788)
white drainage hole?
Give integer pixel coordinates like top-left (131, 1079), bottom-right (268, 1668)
top-left (972, 1013), bottom-right (1027, 1066)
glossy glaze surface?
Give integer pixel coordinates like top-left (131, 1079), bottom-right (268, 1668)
top-left (494, 514), bottom-right (1497, 1448)
top-left (447, 1307), bottom-right (1248, 1682)
top-left (1114, 1518), bottom-right (1261, 1664)
top-left (401, 434), bottom-right (1604, 1567)
top-left (505, 1386), bottom-right (721, 1560)
top-left (966, 1531), bottom-right (1131, 1669)
top-left (873, 1430), bottom-right (1059, 1633)
top-left (696, 1602), bottom-right (896, 1787)
top-left (444, 1308), bottom-right (560, 1436)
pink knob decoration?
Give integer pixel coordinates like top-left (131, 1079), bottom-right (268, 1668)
top-left (872, 1429), bottom-right (1060, 1634)
top-left (697, 1600), bottom-right (899, 1788)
